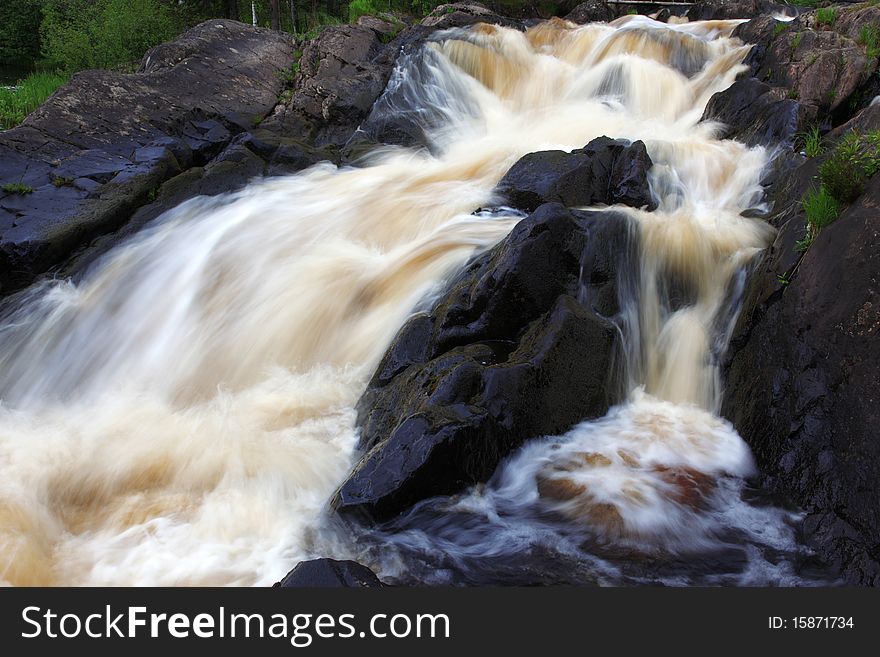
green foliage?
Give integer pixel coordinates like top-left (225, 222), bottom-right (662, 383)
top-left (858, 24), bottom-right (880, 59)
top-left (797, 130), bottom-right (880, 250)
top-left (773, 21), bottom-right (789, 39)
top-left (776, 271), bottom-right (792, 286)
top-left (786, 0), bottom-right (822, 6)
top-left (0, 72), bottom-right (67, 129)
top-left (1, 182), bottom-right (34, 194)
top-left (52, 176), bottom-right (73, 187)
top-left (798, 125), bottom-right (824, 157)
top-left (815, 7), bottom-right (837, 26)
top-left (818, 130), bottom-right (880, 203)
top-left (0, 0), bottom-right (42, 66)
top-left (349, 0), bottom-right (382, 23)
top-left (40, 0), bottom-right (179, 74)
top-left (797, 187), bottom-right (839, 250)
top-left (790, 31), bottom-right (803, 51)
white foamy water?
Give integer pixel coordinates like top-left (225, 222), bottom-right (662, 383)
top-left (0, 16), bottom-right (819, 586)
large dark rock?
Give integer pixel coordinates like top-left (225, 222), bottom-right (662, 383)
top-left (275, 559), bottom-right (384, 587)
top-left (702, 77), bottom-right (804, 147)
top-left (686, 0), bottom-right (788, 21)
top-left (564, 1), bottom-right (615, 24)
top-left (734, 13), bottom-right (873, 127)
top-left (722, 107), bottom-right (880, 586)
top-left (265, 24), bottom-right (391, 149)
top-left (495, 137), bottom-right (656, 212)
top-left (333, 203), bottom-right (635, 520)
top-left (0, 20), bottom-right (295, 297)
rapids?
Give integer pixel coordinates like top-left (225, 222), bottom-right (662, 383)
top-left (0, 15), bottom-right (828, 585)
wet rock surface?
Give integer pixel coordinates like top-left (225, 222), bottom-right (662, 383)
top-left (333, 203), bottom-right (634, 520)
top-left (496, 136), bottom-right (656, 212)
top-left (0, 20), bottom-right (295, 297)
top-left (722, 106), bottom-right (880, 586)
top-left (275, 559), bottom-right (385, 587)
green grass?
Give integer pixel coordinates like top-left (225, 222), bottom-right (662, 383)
top-left (799, 126), bottom-right (824, 157)
top-left (786, 0), bottom-right (822, 6)
top-left (773, 22), bottom-right (790, 39)
top-left (819, 130), bottom-right (880, 203)
top-left (791, 31), bottom-right (803, 51)
top-left (858, 24), bottom-right (880, 59)
top-left (797, 187), bottom-right (840, 250)
top-left (815, 7), bottom-right (837, 26)
top-left (0, 71), bottom-right (67, 129)
top-left (796, 129), bottom-right (880, 250)
top-left (1, 182), bottom-right (34, 194)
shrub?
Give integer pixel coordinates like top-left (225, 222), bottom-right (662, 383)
top-left (40, 0), bottom-right (178, 74)
top-left (815, 7), bottom-right (837, 27)
top-left (0, 72), bottom-right (67, 129)
top-left (348, 0), bottom-right (382, 23)
top-left (819, 130), bottom-right (880, 204)
top-left (0, 0), bottom-right (42, 66)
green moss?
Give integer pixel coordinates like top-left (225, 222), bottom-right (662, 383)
top-left (52, 175), bottom-right (73, 187)
top-left (790, 31), bottom-right (803, 51)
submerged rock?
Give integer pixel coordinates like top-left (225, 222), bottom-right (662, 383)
top-left (333, 203), bottom-right (635, 520)
top-left (275, 559), bottom-right (385, 587)
top-left (495, 137), bottom-right (656, 212)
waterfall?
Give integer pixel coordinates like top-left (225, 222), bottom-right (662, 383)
top-left (0, 16), bottom-right (810, 586)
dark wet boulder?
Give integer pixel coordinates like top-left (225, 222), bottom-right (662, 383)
top-left (333, 203), bottom-right (635, 520)
top-left (495, 137), bottom-right (656, 212)
top-left (0, 20), bottom-right (295, 298)
top-left (734, 13), bottom-right (873, 126)
top-left (564, 1), bottom-right (615, 24)
top-left (702, 77), bottom-right (803, 147)
top-left (265, 24), bottom-right (391, 149)
top-left (275, 559), bottom-right (384, 588)
top-left (686, 0), bottom-right (788, 21)
top-left (722, 108), bottom-right (880, 586)
top-left (421, 3), bottom-right (524, 28)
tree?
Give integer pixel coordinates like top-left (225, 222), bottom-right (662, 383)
top-left (269, 0), bottom-right (280, 30)
top-left (289, 0), bottom-right (297, 35)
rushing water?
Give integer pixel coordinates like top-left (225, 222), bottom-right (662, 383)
top-left (0, 16), bottom-right (831, 586)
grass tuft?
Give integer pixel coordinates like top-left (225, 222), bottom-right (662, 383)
top-left (798, 126), bottom-right (824, 158)
top-left (2, 182), bottom-right (34, 194)
top-left (0, 72), bottom-right (67, 129)
top-left (815, 7), bottom-right (837, 27)
top-left (858, 24), bottom-right (880, 59)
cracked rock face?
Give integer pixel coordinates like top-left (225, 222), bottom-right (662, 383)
top-left (735, 14), bottom-right (872, 122)
top-left (0, 20), bottom-right (294, 297)
top-left (721, 106), bottom-right (880, 586)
